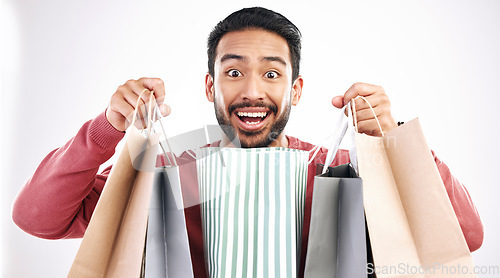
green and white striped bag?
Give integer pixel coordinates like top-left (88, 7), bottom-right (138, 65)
top-left (196, 147), bottom-right (308, 278)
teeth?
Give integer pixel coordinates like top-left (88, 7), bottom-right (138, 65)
top-left (245, 121), bottom-right (260, 125)
top-left (237, 112), bottom-right (267, 118)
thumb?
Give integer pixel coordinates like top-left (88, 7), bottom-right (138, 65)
top-left (331, 96), bottom-right (344, 108)
top-left (159, 103), bottom-right (171, 117)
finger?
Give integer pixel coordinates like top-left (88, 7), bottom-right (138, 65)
top-left (118, 87), bottom-right (142, 109)
top-left (134, 115), bottom-right (148, 130)
top-left (125, 82), bottom-right (159, 123)
top-left (354, 106), bottom-right (384, 123)
top-left (109, 96), bottom-right (136, 126)
top-left (343, 82), bottom-right (383, 105)
top-left (331, 96), bottom-right (344, 108)
top-left (356, 108), bottom-right (397, 136)
top-left (127, 100), bottom-right (148, 130)
top-left (138, 77), bottom-right (166, 104)
top-left (159, 103), bottom-right (171, 117)
top-left (356, 118), bottom-right (384, 137)
top-left (135, 101), bottom-right (149, 120)
top-left (115, 88), bottom-right (146, 121)
top-left (352, 93), bottom-right (389, 112)
top-left (125, 80), bottom-right (154, 105)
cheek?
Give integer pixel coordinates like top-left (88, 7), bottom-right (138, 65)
top-left (213, 92), bottom-right (228, 113)
top-left (215, 79), bottom-right (240, 106)
top-left (274, 84), bottom-right (293, 110)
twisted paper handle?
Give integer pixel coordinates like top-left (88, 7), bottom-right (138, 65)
top-left (351, 95), bottom-right (385, 137)
top-left (131, 89), bottom-right (178, 167)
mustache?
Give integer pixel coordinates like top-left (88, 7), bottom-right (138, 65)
top-left (228, 101), bottom-right (278, 115)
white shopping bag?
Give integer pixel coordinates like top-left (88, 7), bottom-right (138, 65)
top-left (197, 147), bottom-right (308, 278)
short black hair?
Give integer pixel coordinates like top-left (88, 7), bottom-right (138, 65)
top-left (207, 7), bottom-right (302, 82)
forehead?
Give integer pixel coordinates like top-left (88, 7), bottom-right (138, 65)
top-left (215, 29), bottom-right (291, 63)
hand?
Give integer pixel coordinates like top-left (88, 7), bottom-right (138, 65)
top-left (332, 82), bottom-right (397, 136)
top-left (106, 78), bottom-right (171, 132)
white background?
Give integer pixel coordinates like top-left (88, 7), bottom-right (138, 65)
top-left (2, 0), bottom-right (499, 277)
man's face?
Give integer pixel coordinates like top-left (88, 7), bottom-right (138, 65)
top-left (205, 29), bottom-right (303, 148)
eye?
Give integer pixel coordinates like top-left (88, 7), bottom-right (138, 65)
top-left (265, 71), bottom-right (279, 79)
top-left (227, 69), bottom-right (242, 78)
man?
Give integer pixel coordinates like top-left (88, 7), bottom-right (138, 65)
top-left (13, 7), bottom-right (483, 277)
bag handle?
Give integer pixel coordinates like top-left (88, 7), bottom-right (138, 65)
top-left (310, 96), bottom-right (383, 174)
top-left (130, 89), bottom-right (156, 133)
top-left (307, 106), bottom-right (348, 173)
top-left (131, 89), bottom-right (178, 167)
top-left (319, 107), bottom-right (349, 174)
top-left (155, 107), bottom-right (178, 167)
top-left (351, 95), bottom-right (385, 137)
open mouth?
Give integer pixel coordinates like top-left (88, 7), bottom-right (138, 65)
top-left (236, 111), bottom-right (269, 125)
top-left (234, 110), bottom-right (271, 131)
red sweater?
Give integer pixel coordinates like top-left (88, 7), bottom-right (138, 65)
top-left (12, 112), bottom-right (484, 276)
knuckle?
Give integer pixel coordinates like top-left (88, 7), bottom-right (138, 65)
top-left (142, 91), bottom-right (152, 100)
top-left (352, 82), bottom-right (363, 90)
top-left (379, 95), bottom-right (390, 107)
top-left (116, 84), bottom-right (126, 94)
top-left (125, 79), bottom-right (136, 85)
top-left (110, 92), bottom-right (122, 103)
top-left (155, 78), bottom-right (164, 86)
top-left (379, 90), bottom-right (388, 99)
top-left (384, 94), bottom-right (391, 105)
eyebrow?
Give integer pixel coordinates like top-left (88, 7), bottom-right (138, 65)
top-left (220, 54), bottom-right (246, 64)
top-left (219, 54), bottom-right (287, 67)
top-left (261, 56), bottom-right (287, 66)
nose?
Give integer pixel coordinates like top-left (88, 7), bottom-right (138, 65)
top-left (240, 74), bottom-right (265, 102)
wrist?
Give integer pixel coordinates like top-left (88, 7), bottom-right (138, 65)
top-left (90, 111), bottom-right (126, 150)
top-left (105, 107), bottom-right (127, 133)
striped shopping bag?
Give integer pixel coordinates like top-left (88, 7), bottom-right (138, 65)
top-left (196, 147), bottom-right (308, 278)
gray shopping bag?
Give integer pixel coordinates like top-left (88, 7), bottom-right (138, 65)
top-left (304, 163), bottom-right (366, 278)
top-left (144, 167), bottom-right (194, 278)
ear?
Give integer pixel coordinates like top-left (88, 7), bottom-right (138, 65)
top-left (291, 76), bottom-right (304, 106)
top-left (205, 73), bottom-right (215, 102)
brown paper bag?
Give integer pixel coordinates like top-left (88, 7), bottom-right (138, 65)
top-left (67, 86), bottom-right (162, 278)
top-left (67, 125), bottom-right (159, 278)
top-left (356, 118), bottom-right (475, 278)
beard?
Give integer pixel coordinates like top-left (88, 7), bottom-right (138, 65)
top-left (214, 96), bottom-right (292, 148)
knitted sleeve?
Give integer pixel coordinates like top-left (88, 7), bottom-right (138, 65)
top-left (12, 111), bottom-right (124, 239)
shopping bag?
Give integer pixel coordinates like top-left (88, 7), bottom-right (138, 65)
top-left (143, 166), bottom-right (195, 278)
top-left (68, 124), bottom-right (160, 278)
top-left (353, 101), bottom-right (475, 276)
top-left (68, 93), bottom-right (162, 278)
top-left (144, 125), bottom-right (240, 278)
top-left (304, 163), bottom-right (366, 278)
top-left (197, 147), bottom-right (309, 278)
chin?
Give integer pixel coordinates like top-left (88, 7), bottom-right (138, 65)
top-left (237, 130), bottom-right (277, 148)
